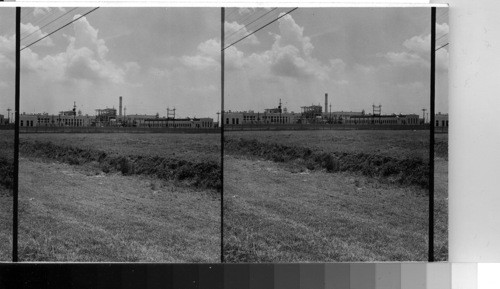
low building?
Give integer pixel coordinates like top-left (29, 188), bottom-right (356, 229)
top-left (322, 111), bottom-right (365, 124)
top-left (19, 113), bottom-right (95, 127)
top-left (224, 110), bottom-right (300, 125)
top-left (143, 117), bottom-right (214, 128)
top-left (123, 114), bottom-right (157, 127)
top-left (347, 113), bottom-right (420, 125)
top-left (435, 112), bottom-right (449, 127)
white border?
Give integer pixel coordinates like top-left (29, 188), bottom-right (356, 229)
top-left (0, 2), bottom-right (446, 8)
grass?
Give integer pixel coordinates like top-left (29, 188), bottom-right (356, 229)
top-left (0, 130), bottom-right (14, 190)
top-left (18, 159), bottom-right (219, 262)
top-left (224, 130), bottom-right (448, 262)
top-left (20, 133), bottom-right (220, 163)
top-left (0, 188), bottom-right (13, 261)
top-left (0, 130), bottom-right (14, 261)
top-left (225, 138), bottom-right (429, 189)
top-left (20, 140), bottom-right (221, 191)
top-left (17, 132), bottom-right (221, 262)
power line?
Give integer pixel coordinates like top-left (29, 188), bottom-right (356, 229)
top-left (21, 7), bottom-right (79, 42)
top-left (225, 8), bottom-right (278, 41)
top-left (224, 8), bottom-right (239, 22)
top-left (435, 33), bottom-right (448, 42)
top-left (435, 42), bottom-right (449, 51)
top-left (21, 7), bottom-right (99, 52)
top-left (223, 7), bottom-right (298, 51)
top-left (233, 8), bottom-right (263, 29)
top-left (24, 8), bottom-right (60, 30)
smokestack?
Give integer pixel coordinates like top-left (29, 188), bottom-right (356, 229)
top-left (119, 96), bottom-right (122, 119)
top-left (325, 93), bottom-right (328, 114)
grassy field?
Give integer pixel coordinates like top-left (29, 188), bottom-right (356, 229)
top-left (18, 132), bottom-right (221, 262)
top-left (224, 130), bottom-right (448, 262)
top-left (0, 130), bottom-right (14, 261)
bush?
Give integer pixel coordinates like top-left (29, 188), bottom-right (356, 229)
top-left (225, 138), bottom-right (429, 189)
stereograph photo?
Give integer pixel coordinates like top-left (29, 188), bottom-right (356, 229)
top-left (1, 5), bottom-right (448, 264)
top-left (222, 7), bottom-right (448, 262)
top-left (0, 7), bottom-right (222, 262)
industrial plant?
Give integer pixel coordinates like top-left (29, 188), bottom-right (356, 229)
top-left (224, 93), bottom-right (449, 128)
top-left (15, 96), bottom-right (216, 129)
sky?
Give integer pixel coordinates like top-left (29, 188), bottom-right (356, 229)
top-left (0, 7), bottom-right (448, 120)
top-left (223, 7), bottom-right (449, 115)
top-left (0, 7), bottom-right (220, 119)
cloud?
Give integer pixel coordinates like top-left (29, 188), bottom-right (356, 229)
top-left (253, 13), bottom-right (343, 81)
top-left (181, 38), bottom-right (220, 70)
top-left (33, 7), bottom-right (51, 17)
top-left (21, 22), bottom-right (54, 47)
top-left (33, 7), bottom-right (66, 17)
top-left (0, 34), bottom-right (15, 68)
top-left (21, 15), bottom-right (129, 85)
top-left (225, 21), bottom-right (259, 45)
top-left (385, 22), bottom-right (449, 71)
top-left (385, 51), bottom-right (427, 67)
top-left (177, 13), bottom-right (346, 92)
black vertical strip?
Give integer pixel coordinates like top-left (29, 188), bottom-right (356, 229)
top-left (220, 7), bottom-right (225, 264)
top-left (429, 6), bottom-right (436, 262)
top-left (13, 6), bottom-right (20, 263)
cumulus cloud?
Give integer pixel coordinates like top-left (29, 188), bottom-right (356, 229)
top-left (21, 15), bottom-right (129, 85)
top-left (21, 22), bottom-right (54, 47)
top-left (0, 34), bottom-right (15, 68)
top-left (385, 22), bottom-right (449, 71)
top-left (33, 7), bottom-right (51, 17)
top-left (225, 21), bottom-right (259, 45)
top-left (33, 7), bottom-right (66, 17)
top-left (180, 13), bottom-right (345, 84)
top-left (255, 13), bottom-right (343, 81)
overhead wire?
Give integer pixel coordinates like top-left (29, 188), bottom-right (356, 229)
top-left (21, 7), bottom-right (79, 42)
top-left (225, 8), bottom-right (278, 42)
top-left (21, 7), bottom-right (99, 52)
top-left (23, 8), bottom-right (61, 30)
top-left (435, 42), bottom-right (449, 52)
top-left (223, 7), bottom-right (298, 51)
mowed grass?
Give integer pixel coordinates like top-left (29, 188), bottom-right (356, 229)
top-left (18, 132), bottom-right (221, 262)
top-left (0, 189), bottom-right (13, 261)
top-left (0, 130), bottom-right (14, 261)
top-left (224, 130), bottom-right (448, 261)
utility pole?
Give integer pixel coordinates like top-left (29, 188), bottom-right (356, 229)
top-left (429, 6), bottom-right (437, 262)
top-left (220, 7), bottom-right (225, 263)
top-left (422, 108), bottom-right (427, 124)
top-left (13, 7), bottom-right (20, 262)
top-left (7, 108), bottom-right (11, 124)
top-left (216, 112), bottom-right (220, 128)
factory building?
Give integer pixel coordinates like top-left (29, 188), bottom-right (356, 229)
top-left (142, 117), bottom-right (214, 128)
top-left (346, 113), bottom-right (420, 125)
top-left (224, 110), bottom-right (300, 125)
top-left (19, 112), bottom-right (95, 127)
top-left (0, 114), bottom-right (4, 125)
top-left (435, 112), bottom-right (449, 127)
top-left (122, 114), bottom-right (157, 127)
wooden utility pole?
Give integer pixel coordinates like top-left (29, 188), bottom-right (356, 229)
top-left (13, 7), bottom-right (20, 262)
top-left (429, 6), bottom-right (436, 262)
top-left (220, 7), bottom-right (225, 263)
